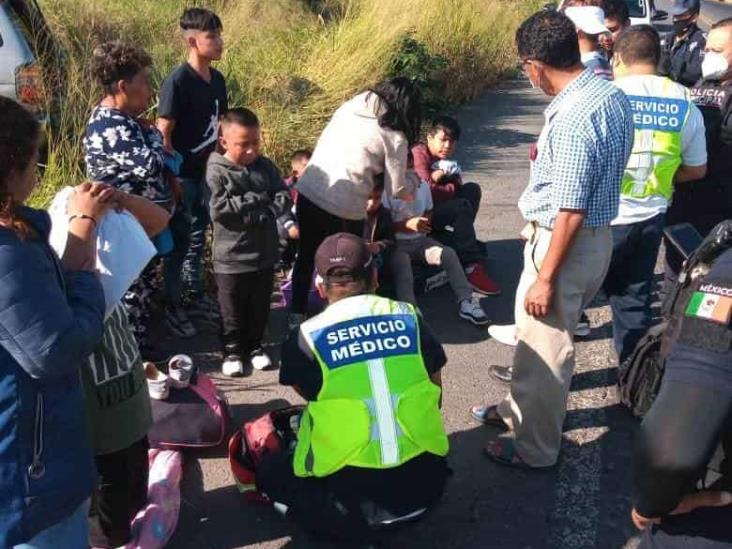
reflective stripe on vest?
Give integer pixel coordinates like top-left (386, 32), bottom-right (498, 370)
top-left (621, 78), bottom-right (692, 200)
top-left (293, 294), bottom-right (448, 478)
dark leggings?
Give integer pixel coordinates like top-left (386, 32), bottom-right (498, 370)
top-left (635, 381), bottom-right (732, 514)
top-left (290, 194), bottom-right (364, 314)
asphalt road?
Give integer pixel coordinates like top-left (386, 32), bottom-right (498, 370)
top-left (160, 77), bottom-right (648, 549)
top-left (151, 4), bottom-right (732, 548)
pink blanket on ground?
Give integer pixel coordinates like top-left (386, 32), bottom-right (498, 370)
top-left (124, 449), bottom-right (183, 549)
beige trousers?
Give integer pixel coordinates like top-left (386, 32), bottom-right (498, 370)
top-left (497, 224), bottom-right (612, 467)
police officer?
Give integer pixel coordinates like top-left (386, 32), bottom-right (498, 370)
top-left (666, 18), bottom-right (732, 277)
top-left (607, 25), bottom-right (707, 365)
top-left (631, 222), bottom-right (732, 549)
top-left (659, 0), bottom-right (707, 87)
top-left (256, 233), bottom-right (450, 543)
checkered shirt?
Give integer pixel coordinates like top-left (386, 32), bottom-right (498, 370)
top-left (519, 69), bottom-right (635, 228)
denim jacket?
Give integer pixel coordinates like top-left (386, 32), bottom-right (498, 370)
top-left (0, 207), bottom-right (105, 546)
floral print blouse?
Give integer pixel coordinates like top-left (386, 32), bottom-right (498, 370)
top-left (84, 106), bottom-right (171, 204)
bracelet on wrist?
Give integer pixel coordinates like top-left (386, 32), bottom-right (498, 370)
top-left (69, 214), bottom-right (97, 229)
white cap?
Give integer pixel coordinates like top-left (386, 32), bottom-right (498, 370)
top-left (564, 6), bottom-right (609, 36)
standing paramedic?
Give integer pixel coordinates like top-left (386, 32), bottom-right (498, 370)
top-left (157, 7), bottom-right (228, 338)
top-left (471, 9), bottom-right (633, 468)
top-left (606, 25), bottom-right (707, 365)
top-left (257, 233), bottom-right (450, 544)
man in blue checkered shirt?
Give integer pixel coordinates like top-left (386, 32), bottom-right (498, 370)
top-left (476, 9), bottom-right (634, 469)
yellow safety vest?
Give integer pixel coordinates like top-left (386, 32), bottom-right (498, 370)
top-left (619, 76), bottom-right (693, 200)
top-left (294, 294), bottom-right (449, 478)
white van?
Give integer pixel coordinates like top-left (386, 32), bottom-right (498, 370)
top-left (625, 0), bottom-right (653, 26)
top-left (556, 0), bottom-right (656, 26)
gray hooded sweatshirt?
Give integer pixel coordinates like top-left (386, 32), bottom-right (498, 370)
top-left (206, 152), bottom-right (293, 274)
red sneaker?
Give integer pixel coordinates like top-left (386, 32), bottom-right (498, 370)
top-left (466, 263), bottom-right (502, 295)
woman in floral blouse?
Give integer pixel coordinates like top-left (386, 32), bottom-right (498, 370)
top-left (84, 40), bottom-right (177, 356)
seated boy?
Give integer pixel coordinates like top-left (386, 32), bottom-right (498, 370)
top-left (412, 116), bottom-right (500, 295)
top-left (206, 108), bottom-right (293, 376)
top-left (383, 165), bottom-right (489, 326)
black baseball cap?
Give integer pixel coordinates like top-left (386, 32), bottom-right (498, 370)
top-left (670, 0), bottom-right (700, 16)
top-left (315, 233), bottom-right (373, 281)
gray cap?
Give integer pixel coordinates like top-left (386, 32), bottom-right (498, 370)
top-left (669, 0), bottom-right (700, 16)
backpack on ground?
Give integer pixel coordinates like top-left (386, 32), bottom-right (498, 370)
top-left (228, 406), bottom-right (304, 503)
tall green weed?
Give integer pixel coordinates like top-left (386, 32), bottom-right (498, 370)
top-left (32, 0), bottom-right (543, 206)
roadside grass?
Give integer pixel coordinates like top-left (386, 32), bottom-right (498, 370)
top-left (32, 0), bottom-right (543, 206)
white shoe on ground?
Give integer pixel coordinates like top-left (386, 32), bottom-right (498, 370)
top-left (168, 354), bottom-right (194, 388)
top-left (221, 355), bottom-right (244, 377)
top-left (145, 362), bottom-right (169, 399)
top-left (250, 348), bottom-right (272, 371)
top-left (488, 324), bottom-right (518, 347)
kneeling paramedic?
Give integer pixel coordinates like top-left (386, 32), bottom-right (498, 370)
top-left (256, 232), bottom-right (450, 543)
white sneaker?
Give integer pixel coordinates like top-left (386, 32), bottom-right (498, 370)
top-left (168, 354), bottom-right (194, 388)
top-left (221, 355), bottom-right (244, 377)
top-left (145, 362), bottom-right (169, 400)
top-left (250, 348), bottom-right (272, 371)
top-left (459, 298), bottom-right (489, 326)
top-left (488, 324), bottom-right (518, 347)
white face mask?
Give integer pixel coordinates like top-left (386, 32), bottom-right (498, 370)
top-left (702, 52), bottom-right (730, 81)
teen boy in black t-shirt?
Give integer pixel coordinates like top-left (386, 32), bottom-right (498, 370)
top-left (157, 7), bottom-right (228, 338)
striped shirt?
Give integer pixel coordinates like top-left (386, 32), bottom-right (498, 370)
top-left (519, 69), bottom-right (634, 228)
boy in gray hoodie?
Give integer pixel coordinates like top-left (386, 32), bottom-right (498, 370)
top-left (206, 108), bottom-right (294, 376)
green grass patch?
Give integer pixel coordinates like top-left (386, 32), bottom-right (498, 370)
top-left (32, 0), bottom-right (544, 206)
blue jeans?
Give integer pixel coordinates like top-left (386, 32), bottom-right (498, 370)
top-left (163, 177), bottom-right (210, 303)
top-left (602, 213), bottom-right (665, 364)
top-left (14, 500), bottom-right (89, 549)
